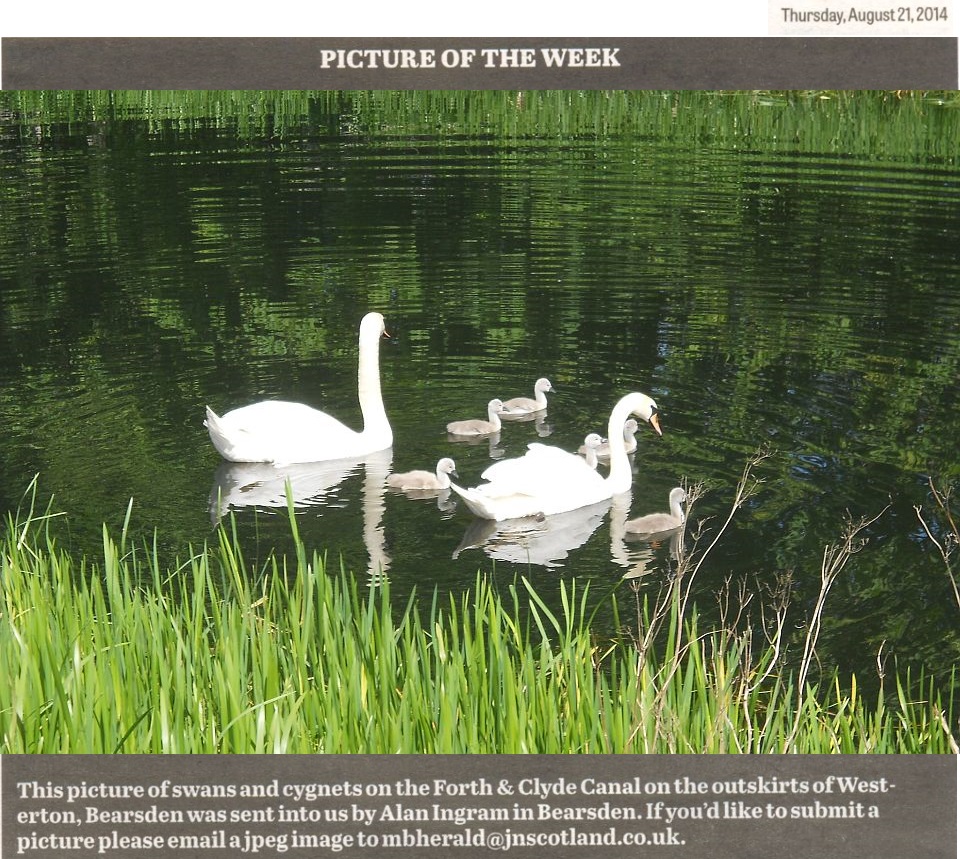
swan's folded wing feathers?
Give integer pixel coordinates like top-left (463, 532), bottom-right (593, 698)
top-left (479, 444), bottom-right (605, 496)
top-left (450, 483), bottom-right (547, 521)
top-left (481, 443), bottom-right (568, 480)
top-left (223, 401), bottom-right (351, 436)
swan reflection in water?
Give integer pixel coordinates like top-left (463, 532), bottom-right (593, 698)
top-left (453, 498), bottom-right (611, 569)
top-left (208, 449), bottom-right (393, 585)
top-left (450, 484), bottom-right (684, 573)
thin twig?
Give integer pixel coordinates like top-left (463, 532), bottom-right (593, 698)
top-left (786, 504), bottom-right (890, 750)
top-left (914, 477), bottom-right (960, 611)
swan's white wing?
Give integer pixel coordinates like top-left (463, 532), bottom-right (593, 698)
top-left (221, 401), bottom-right (353, 436)
top-left (450, 483), bottom-right (548, 521)
top-left (209, 401), bottom-right (360, 463)
top-left (452, 443), bottom-right (609, 520)
top-left (480, 443), bottom-right (605, 496)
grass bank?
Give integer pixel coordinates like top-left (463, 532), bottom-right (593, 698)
top-left (2, 482), bottom-right (956, 755)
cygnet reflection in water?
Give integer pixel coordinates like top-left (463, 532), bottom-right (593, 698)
top-left (497, 409), bottom-right (554, 437)
top-left (446, 429), bottom-right (505, 459)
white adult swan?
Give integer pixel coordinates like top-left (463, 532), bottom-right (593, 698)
top-left (387, 457), bottom-right (458, 491)
top-left (451, 392), bottom-right (661, 521)
top-left (501, 377), bottom-right (553, 415)
top-left (625, 487), bottom-right (687, 536)
top-left (204, 311), bottom-right (391, 463)
top-left (446, 399), bottom-right (504, 436)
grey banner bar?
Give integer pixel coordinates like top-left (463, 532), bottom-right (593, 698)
top-left (1, 37), bottom-right (957, 90)
top-left (3, 754), bottom-right (956, 858)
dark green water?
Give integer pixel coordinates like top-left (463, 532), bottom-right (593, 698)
top-left (1, 91), bottom-right (959, 692)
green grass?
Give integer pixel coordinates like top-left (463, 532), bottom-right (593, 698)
top-left (1, 488), bottom-right (956, 754)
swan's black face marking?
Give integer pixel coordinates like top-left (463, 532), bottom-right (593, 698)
top-left (648, 405), bottom-right (663, 436)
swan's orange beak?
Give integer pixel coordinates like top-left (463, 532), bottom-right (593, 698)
top-left (649, 412), bottom-right (662, 436)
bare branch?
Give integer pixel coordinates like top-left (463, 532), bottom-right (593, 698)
top-left (786, 504), bottom-right (890, 749)
top-left (914, 477), bottom-right (960, 612)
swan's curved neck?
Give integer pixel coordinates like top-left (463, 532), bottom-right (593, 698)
top-left (671, 494), bottom-right (685, 522)
top-left (604, 399), bottom-right (639, 495)
top-left (358, 330), bottom-right (390, 437)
